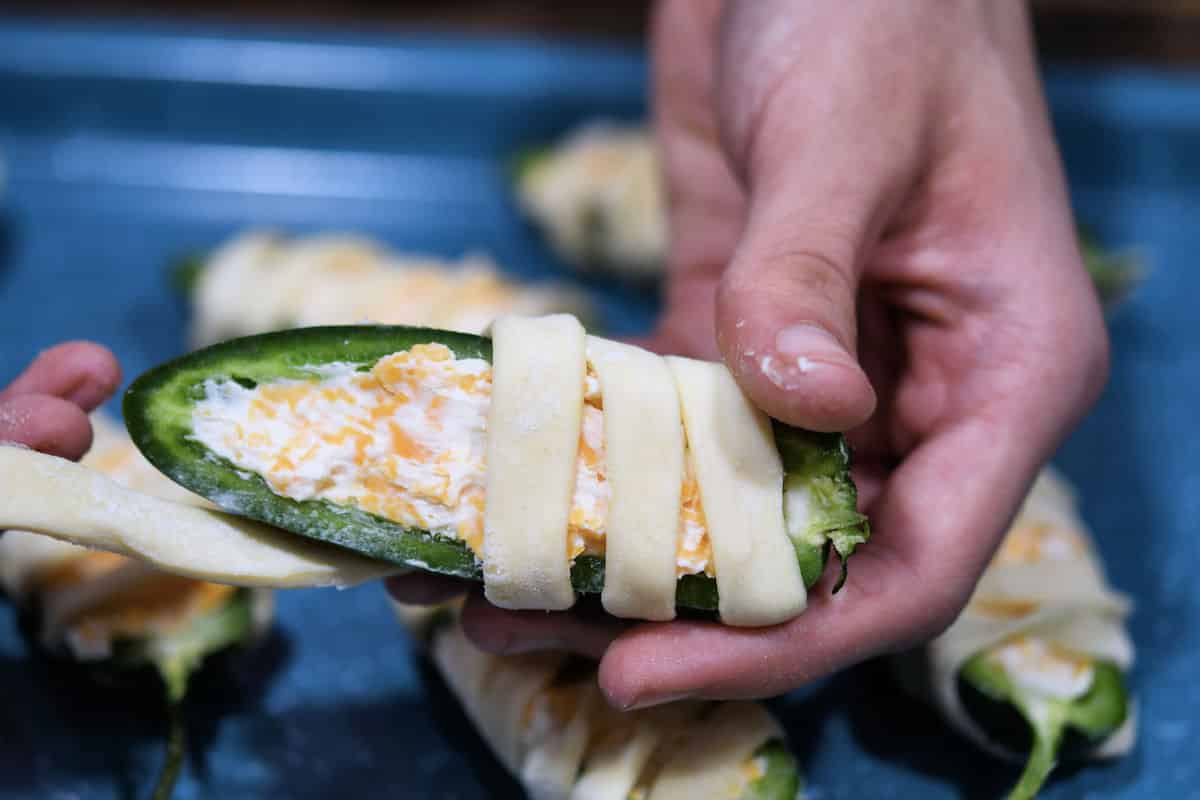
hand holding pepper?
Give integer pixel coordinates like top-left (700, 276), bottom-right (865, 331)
top-left (391, 0), bottom-right (1110, 708)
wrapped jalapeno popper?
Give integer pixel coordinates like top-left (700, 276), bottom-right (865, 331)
top-left (394, 602), bottom-right (802, 800)
top-left (123, 314), bottom-right (864, 625)
top-left (0, 415), bottom-right (273, 799)
top-left (899, 468), bottom-right (1135, 799)
top-left (184, 231), bottom-right (593, 348)
top-left (0, 314), bottom-right (867, 627)
top-left (516, 125), bottom-right (665, 279)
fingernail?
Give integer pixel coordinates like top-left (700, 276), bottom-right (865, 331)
top-left (775, 324), bottom-right (845, 364)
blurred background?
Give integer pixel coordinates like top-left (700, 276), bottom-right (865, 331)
top-left (0, 2), bottom-right (1197, 799)
top-left (8, 0), bottom-right (1200, 62)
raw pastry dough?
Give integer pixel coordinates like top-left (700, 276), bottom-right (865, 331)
top-left (921, 468), bottom-right (1136, 760)
top-left (483, 314), bottom-right (586, 610)
top-left (586, 336), bottom-right (683, 621)
top-left (0, 447), bottom-right (396, 589)
top-left (394, 601), bottom-right (793, 800)
top-left (568, 723), bottom-right (662, 800)
top-left (666, 357), bottom-right (806, 626)
top-left (650, 702), bottom-right (784, 800)
top-left (431, 621), bottom-right (567, 775)
top-left (190, 231), bottom-right (592, 346)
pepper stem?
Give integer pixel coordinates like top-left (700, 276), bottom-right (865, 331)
top-left (150, 657), bottom-right (192, 800)
top-left (1006, 702), bottom-right (1067, 800)
top-left (150, 699), bottom-right (186, 800)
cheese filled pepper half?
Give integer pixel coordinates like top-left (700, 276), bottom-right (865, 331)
top-left (900, 468), bottom-right (1135, 800)
top-left (0, 314), bottom-right (867, 627)
top-left (0, 415), bottom-right (273, 800)
top-left (394, 602), bottom-right (802, 800)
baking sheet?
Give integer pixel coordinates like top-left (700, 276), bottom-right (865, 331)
top-left (0, 19), bottom-right (1197, 798)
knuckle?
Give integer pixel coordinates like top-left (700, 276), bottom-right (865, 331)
top-left (722, 237), bottom-right (857, 306)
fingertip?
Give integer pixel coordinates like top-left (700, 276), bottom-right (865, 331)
top-left (2, 341), bottom-right (122, 411)
top-left (0, 394), bottom-right (93, 460)
top-left (51, 341), bottom-right (122, 410)
top-left (596, 639), bottom-right (643, 709)
top-left (720, 321), bottom-right (876, 431)
top-left (598, 622), bottom-right (709, 710)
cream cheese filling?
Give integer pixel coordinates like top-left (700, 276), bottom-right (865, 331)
top-left (191, 343), bottom-right (717, 576)
top-left (989, 635), bottom-right (1096, 702)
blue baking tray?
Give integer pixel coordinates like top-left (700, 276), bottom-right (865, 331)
top-left (0, 19), bottom-right (1197, 799)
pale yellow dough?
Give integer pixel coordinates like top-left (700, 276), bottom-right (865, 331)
top-left (0, 447), bottom-right (397, 589)
top-left (665, 357), bottom-right (806, 626)
top-left (586, 336), bottom-right (683, 621)
top-left (650, 702), bottom-right (783, 800)
top-left (430, 621), bottom-right (566, 775)
top-left (483, 314), bottom-right (586, 611)
top-left (394, 602), bottom-right (788, 800)
top-left (922, 467), bottom-right (1136, 761)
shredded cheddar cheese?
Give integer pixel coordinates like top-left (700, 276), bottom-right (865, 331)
top-left (192, 344), bottom-right (715, 576)
top-left (991, 521), bottom-right (1087, 568)
top-left (36, 551), bottom-right (129, 593)
top-left (972, 597), bottom-right (1043, 619)
top-left (990, 635), bottom-right (1096, 700)
top-left (67, 574), bottom-right (236, 649)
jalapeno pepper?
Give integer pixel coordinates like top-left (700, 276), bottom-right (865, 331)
top-left (398, 602), bottom-right (802, 799)
top-left (958, 651), bottom-right (1129, 800)
top-left (124, 588), bottom-right (263, 800)
top-left (124, 325), bottom-right (868, 614)
top-left (2, 539), bottom-right (265, 800)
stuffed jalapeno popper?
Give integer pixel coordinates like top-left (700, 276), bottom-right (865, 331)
top-left (116, 314), bottom-right (864, 626)
top-left (394, 602), bottom-right (802, 800)
top-left (0, 415), bottom-right (273, 800)
top-left (899, 468), bottom-right (1135, 799)
top-left (184, 231), bottom-right (593, 348)
top-left (516, 125), bottom-right (664, 279)
top-left (0, 314), bottom-right (866, 627)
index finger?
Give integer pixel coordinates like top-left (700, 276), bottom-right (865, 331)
top-left (1, 341), bottom-right (121, 411)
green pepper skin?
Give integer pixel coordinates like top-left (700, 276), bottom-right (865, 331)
top-left (125, 326), bottom-right (868, 612)
top-left (738, 741), bottom-right (802, 800)
top-left (1078, 232), bottom-right (1144, 307)
top-left (958, 654), bottom-right (1129, 800)
top-left (170, 255), bottom-right (207, 296)
top-left (121, 589), bottom-right (259, 800)
top-left (114, 588), bottom-right (259, 702)
top-left (511, 145), bottom-right (552, 186)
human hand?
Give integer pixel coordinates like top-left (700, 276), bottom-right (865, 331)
top-left (0, 342), bottom-right (122, 459)
top-left (390, 0), bottom-right (1108, 708)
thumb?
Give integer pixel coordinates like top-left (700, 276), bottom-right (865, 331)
top-left (713, 2), bottom-right (925, 432)
top-left (715, 214), bottom-right (875, 433)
